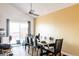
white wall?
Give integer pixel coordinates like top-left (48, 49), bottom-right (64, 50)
top-left (0, 3), bottom-right (34, 35)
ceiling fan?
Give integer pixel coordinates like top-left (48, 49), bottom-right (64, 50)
top-left (28, 3), bottom-right (39, 16)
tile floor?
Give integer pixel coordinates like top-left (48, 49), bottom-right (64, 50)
top-left (11, 44), bottom-right (30, 56)
top-left (0, 45), bottom-right (64, 56)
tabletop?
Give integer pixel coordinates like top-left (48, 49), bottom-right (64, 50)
top-left (38, 39), bottom-right (55, 46)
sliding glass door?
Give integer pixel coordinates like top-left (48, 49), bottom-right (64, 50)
top-left (9, 21), bottom-right (28, 45)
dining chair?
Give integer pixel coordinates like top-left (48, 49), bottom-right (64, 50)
top-left (26, 34), bottom-right (35, 54)
top-left (39, 42), bottom-right (54, 56)
top-left (25, 36), bottom-right (31, 55)
top-left (25, 37), bottom-right (30, 52)
top-left (34, 36), bottom-right (41, 56)
top-left (30, 36), bottom-right (41, 56)
top-left (36, 34), bottom-right (40, 42)
top-left (30, 37), bottom-right (34, 55)
top-left (47, 39), bottom-right (63, 56)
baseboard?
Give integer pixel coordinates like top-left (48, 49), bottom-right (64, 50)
top-left (61, 51), bottom-right (73, 56)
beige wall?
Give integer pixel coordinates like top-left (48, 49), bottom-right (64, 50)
top-left (0, 4), bottom-right (34, 35)
top-left (36, 4), bottom-right (79, 55)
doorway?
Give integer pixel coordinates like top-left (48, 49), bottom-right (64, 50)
top-left (9, 21), bottom-right (28, 45)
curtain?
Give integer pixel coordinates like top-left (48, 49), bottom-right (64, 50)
top-left (6, 19), bottom-right (9, 37)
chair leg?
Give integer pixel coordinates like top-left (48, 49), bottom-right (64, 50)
top-left (53, 53), bottom-right (57, 56)
top-left (32, 48), bottom-right (34, 56)
top-left (28, 46), bottom-right (30, 53)
top-left (34, 48), bottom-right (36, 51)
top-left (47, 50), bottom-right (49, 56)
top-left (34, 48), bottom-right (36, 56)
top-left (53, 52), bottom-right (61, 56)
top-left (36, 48), bottom-right (38, 56)
top-left (40, 48), bottom-right (43, 56)
top-left (0, 49), bottom-right (2, 54)
top-left (28, 46), bottom-right (29, 53)
top-left (59, 52), bottom-right (61, 56)
top-left (25, 45), bottom-right (26, 50)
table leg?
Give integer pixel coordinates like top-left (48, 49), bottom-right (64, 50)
top-left (40, 46), bottom-right (43, 56)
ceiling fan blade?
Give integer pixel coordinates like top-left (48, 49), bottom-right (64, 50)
top-left (32, 13), bottom-right (39, 16)
top-left (29, 11), bottom-right (39, 16)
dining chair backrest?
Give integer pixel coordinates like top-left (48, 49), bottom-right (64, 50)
top-left (0, 37), bottom-right (1, 44)
top-left (35, 36), bottom-right (38, 46)
top-left (49, 37), bottom-right (54, 41)
top-left (54, 39), bottom-right (63, 53)
top-left (30, 37), bottom-right (34, 45)
top-left (36, 34), bottom-right (40, 41)
top-left (27, 37), bottom-right (29, 44)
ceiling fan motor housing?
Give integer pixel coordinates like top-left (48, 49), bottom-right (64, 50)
top-left (29, 10), bottom-right (34, 14)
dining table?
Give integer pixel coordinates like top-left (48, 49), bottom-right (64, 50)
top-left (37, 39), bottom-right (55, 56)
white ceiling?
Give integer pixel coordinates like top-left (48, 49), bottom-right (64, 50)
top-left (10, 3), bottom-right (75, 16)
